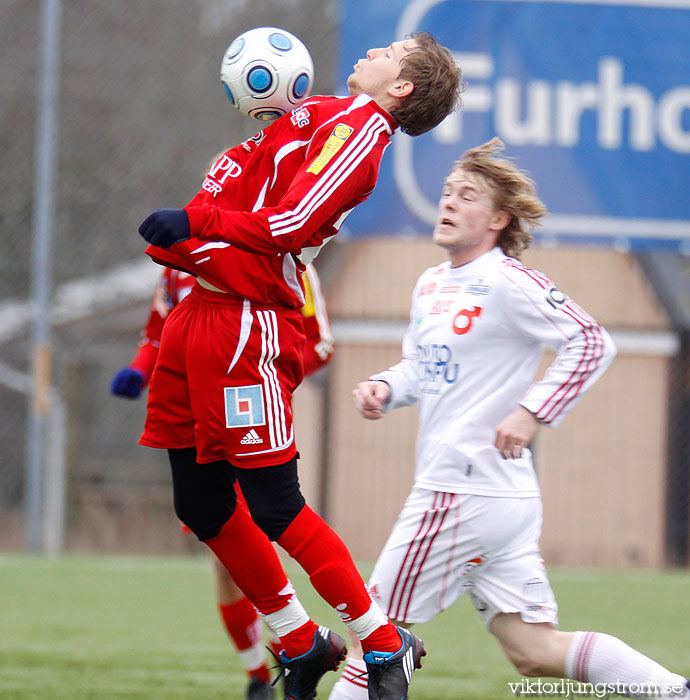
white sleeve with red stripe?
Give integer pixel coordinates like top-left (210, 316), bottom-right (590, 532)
top-left (500, 262), bottom-right (617, 428)
top-left (370, 282), bottom-right (422, 411)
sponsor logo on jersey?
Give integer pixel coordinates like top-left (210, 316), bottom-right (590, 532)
top-left (240, 429), bottom-right (264, 445)
top-left (419, 282), bottom-right (437, 297)
top-left (307, 123), bottom-right (354, 174)
top-left (430, 299), bottom-right (454, 315)
top-left (466, 283), bottom-right (491, 296)
top-left (545, 286), bottom-right (569, 309)
top-left (203, 153), bottom-right (243, 197)
top-left (440, 285), bottom-right (461, 294)
top-left (224, 385), bottom-right (266, 428)
top-left (417, 343), bottom-right (459, 385)
top-left (290, 106), bottom-right (311, 128)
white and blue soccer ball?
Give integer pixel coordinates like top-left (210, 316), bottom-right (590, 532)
top-left (220, 27), bottom-right (314, 121)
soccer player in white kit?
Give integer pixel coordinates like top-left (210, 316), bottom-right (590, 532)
top-left (329, 138), bottom-right (689, 699)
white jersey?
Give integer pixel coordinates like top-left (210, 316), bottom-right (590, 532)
top-left (371, 247), bottom-right (616, 497)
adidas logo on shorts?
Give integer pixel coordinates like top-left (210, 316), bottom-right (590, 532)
top-left (240, 429), bottom-right (263, 445)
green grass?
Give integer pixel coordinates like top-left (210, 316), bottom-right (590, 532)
top-left (1, 554), bottom-right (688, 699)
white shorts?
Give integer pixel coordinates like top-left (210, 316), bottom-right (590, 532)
top-left (368, 487), bottom-right (558, 628)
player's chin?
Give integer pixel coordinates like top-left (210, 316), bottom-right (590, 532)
top-left (432, 229), bottom-right (449, 247)
top-left (346, 75), bottom-right (361, 94)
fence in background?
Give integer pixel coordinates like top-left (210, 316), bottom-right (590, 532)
top-left (0, 0), bottom-right (338, 552)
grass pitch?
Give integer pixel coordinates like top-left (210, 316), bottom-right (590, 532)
top-left (1, 553), bottom-right (688, 699)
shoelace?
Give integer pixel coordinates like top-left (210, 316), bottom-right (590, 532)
top-left (265, 646), bottom-right (285, 690)
top-left (266, 646), bottom-right (319, 699)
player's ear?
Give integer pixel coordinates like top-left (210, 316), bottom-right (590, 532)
top-left (489, 210), bottom-right (511, 231)
top-left (388, 79), bottom-right (414, 99)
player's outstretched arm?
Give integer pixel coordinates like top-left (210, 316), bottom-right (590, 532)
top-left (353, 380), bottom-right (391, 420)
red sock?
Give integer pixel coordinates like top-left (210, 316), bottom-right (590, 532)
top-left (277, 505), bottom-right (402, 654)
top-left (218, 597), bottom-right (260, 651)
top-left (360, 623), bottom-right (401, 654)
top-left (276, 507), bottom-right (373, 619)
top-left (280, 620), bottom-right (319, 659)
top-left (205, 500), bottom-right (295, 615)
top-left (268, 636), bottom-right (283, 658)
top-left (218, 598), bottom-right (271, 682)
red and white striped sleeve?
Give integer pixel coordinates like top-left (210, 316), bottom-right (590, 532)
top-left (500, 260), bottom-right (617, 428)
top-left (184, 99), bottom-right (394, 256)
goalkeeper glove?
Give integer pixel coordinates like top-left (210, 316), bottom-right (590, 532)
top-left (138, 208), bottom-right (190, 248)
top-left (110, 367), bottom-right (145, 399)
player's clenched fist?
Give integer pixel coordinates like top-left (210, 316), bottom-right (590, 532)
top-left (353, 380), bottom-right (391, 420)
top-left (138, 208), bottom-right (191, 248)
top-left (494, 405), bottom-right (540, 459)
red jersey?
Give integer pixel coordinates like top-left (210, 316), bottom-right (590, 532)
top-left (129, 266), bottom-right (332, 385)
top-left (145, 94), bottom-right (396, 309)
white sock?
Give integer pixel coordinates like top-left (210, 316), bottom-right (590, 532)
top-left (328, 657), bottom-right (369, 700)
top-left (262, 593), bottom-right (310, 639)
top-left (565, 631), bottom-right (689, 698)
top-left (237, 639), bottom-right (267, 673)
top-left (343, 601), bottom-right (389, 640)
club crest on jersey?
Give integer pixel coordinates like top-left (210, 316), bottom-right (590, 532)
top-left (307, 123), bottom-right (354, 174)
top-left (241, 130), bottom-right (266, 151)
top-left (224, 385), bottom-right (266, 428)
top-left (453, 306), bottom-right (482, 336)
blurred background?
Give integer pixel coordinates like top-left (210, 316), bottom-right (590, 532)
top-left (1, 0), bottom-right (689, 572)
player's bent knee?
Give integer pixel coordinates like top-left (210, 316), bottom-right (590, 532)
top-left (510, 653), bottom-right (546, 678)
top-left (174, 495), bottom-right (236, 541)
top-left (502, 635), bottom-right (560, 677)
top-left (246, 495), bottom-right (305, 540)
top-left (172, 481), bottom-right (237, 540)
top-left (168, 448), bottom-right (238, 541)
top-left (234, 457), bottom-right (306, 540)
top-left (500, 642), bottom-right (547, 677)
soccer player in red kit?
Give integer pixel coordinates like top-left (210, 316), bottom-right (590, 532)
top-left (137, 33), bottom-right (462, 700)
top-left (111, 264), bottom-right (333, 700)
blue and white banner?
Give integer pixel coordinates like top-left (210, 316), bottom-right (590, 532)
top-left (340, 0), bottom-right (690, 250)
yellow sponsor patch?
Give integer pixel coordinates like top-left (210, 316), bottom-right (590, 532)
top-left (307, 124), bottom-right (354, 174)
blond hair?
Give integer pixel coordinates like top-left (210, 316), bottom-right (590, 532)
top-left (452, 137), bottom-right (547, 259)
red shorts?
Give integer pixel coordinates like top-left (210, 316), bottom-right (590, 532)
top-left (140, 283), bottom-right (305, 467)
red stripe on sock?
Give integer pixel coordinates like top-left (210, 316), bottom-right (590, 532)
top-left (575, 632), bottom-right (597, 681)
